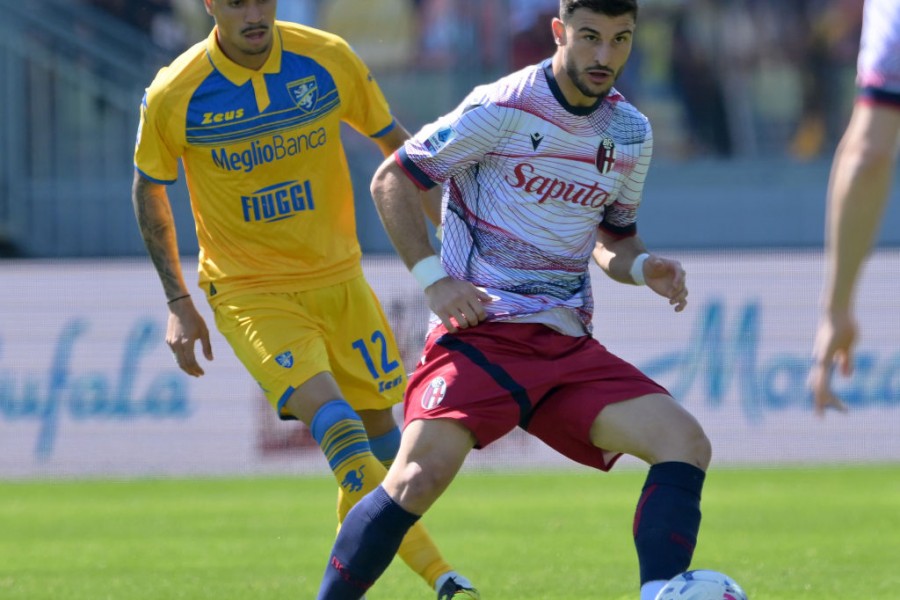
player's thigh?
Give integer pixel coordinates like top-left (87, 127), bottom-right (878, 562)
top-left (324, 275), bottom-right (406, 412)
top-left (589, 393), bottom-right (711, 468)
top-left (525, 339), bottom-right (672, 471)
top-left (383, 417), bottom-right (475, 515)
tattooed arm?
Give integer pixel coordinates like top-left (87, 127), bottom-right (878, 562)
top-left (132, 173), bottom-right (190, 301)
top-left (132, 172), bottom-right (213, 376)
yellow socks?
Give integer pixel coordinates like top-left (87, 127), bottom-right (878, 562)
top-left (312, 400), bottom-right (452, 589)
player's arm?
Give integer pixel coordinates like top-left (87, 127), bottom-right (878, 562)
top-left (822, 103), bottom-right (898, 318)
top-left (132, 172), bottom-right (212, 376)
top-left (371, 158), bottom-right (490, 332)
top-left (132, 173), bottom-right (190, 301)
top-left (593, 229), bottom-right (688, 312)
top-left (371, 122), bottom-right (442, 226)
top-left (809, 103), bottom-right (900, 415)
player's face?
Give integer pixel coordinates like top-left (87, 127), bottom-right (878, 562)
top-left (551, 9), bottom-right (635, 106)
top-left (205, 0), bottom-right (277, 69)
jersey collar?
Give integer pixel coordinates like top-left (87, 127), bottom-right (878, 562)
top-left (206, 24), bottom-right (283, 86)
top-left (542, 58), bottom-right (622, 116)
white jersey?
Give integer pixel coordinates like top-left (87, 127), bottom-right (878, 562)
top-left (858, 0), bottom-right (900, 96)
top-left (398, 60), bottom-right (652, 334)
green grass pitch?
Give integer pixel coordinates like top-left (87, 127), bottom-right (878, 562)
top-left (1, 465), bottom-right (898, 599)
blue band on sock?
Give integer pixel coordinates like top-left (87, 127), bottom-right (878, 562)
top-left (310, 399), bottom-right (358, 445)
top-left (310, 400), bottom-right (371, 472)
top-left (368, 428), bottom-right (401, 464)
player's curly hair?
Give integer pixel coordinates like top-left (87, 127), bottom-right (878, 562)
top-left (559, 0), bottom-right (638, 22)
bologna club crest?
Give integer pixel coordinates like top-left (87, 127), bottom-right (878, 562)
top-left (596, 137), bottom-right (617, 174)
top-left (420, 376), bottom-right (447, 410)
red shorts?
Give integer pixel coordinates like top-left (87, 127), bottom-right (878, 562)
top-left (404, 321), bottom-right (669, 471)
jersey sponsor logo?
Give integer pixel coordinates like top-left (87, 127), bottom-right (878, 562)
top-left (506, 162), bottom-right (610, 208)
top-left (210, 127), bottom-right (327, 173)
top-left (241, 180), bottom-right (315, 223)
top-left (530, 132), bottom-right (544, 151)
top-left (201, 108), bottom-right (246, 125)
top-left (423, 126), bottom-right (454, 155)
top-left (274, 351), bottom-right (294, 368)
top-left (287, 76), bottom-right (318, 112)
top-left (420, 376), bottom-right (447, 410)
top-left (596, 137), bottom-right (617, 174)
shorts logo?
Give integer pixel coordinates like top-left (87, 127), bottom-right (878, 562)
top-left (274, 351), bottom-right (294, 369)
top-left (288, 76), bottom-right (318, 112)
top-left (596, 137), bottom-right (617, 174)
top-left (420, 376), bottom-right (447, 410)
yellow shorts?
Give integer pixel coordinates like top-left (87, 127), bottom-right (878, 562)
top-left (213, 274), bottom-right (407, 418)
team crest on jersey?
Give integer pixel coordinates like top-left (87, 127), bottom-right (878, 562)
top-left (274, 351), bottom-right (294, 369)
top-left (423, 126), bottom-right (455, 155)
top-left (420, 376), bottom-right (447, 410)
top-left (596, 137), bottom-right (617, 174)
top-left (287, 76), bottom-right (318, 112)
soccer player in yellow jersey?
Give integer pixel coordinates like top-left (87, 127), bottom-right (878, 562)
top-left (132, 1), bottom-right (478, 598)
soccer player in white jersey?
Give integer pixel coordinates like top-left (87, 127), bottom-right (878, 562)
top-left (810, 0), bottom-right (900, 416)
top-left (316, 1), bottom-right (711, 599)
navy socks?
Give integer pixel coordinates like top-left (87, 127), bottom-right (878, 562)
top-left (318, 486), bottom-right (420, 599)
top-left (633, 461), bottom-right (706, 584)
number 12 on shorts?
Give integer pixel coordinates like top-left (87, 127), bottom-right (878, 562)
top-left (351, 331), bottom-right (403, 392)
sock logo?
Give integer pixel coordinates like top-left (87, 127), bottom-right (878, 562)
top-left (420, 376), bottom-right (447, 410)
top-left (340, 464), bottom-right (366, 492)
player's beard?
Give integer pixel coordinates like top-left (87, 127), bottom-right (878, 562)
top-left (565, 58), bottom-right (620, 100)
top-left (241, 42), bottom-right (271, 56)
top-left (239, 27), bottom-right (272, 56)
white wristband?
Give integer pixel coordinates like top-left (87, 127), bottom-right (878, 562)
top-left (411, 255), bottom-right (448, 290)
top-left (630, 253), bottom-right (649, 286)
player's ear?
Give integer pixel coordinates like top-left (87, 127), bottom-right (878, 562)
top-left (551, 18), bottom-right (566, 46)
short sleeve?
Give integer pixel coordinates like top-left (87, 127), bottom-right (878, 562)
top-left (398, 93), bottom-right (502, 187)
top-left (333, 40), bottom-right (395, 139)
top-left (600, 117), bottom-right (653, 237)
top-left (133, 81), bottom-right (182, 184)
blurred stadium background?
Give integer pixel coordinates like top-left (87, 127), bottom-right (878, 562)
top-left (2, 0), bottom-right (900, 479)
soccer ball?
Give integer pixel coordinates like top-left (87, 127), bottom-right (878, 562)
top-left (654, 569), bottom-right (748, 600)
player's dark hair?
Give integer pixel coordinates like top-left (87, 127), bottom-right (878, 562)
top-left (559, 0), bottom-right (638, 22)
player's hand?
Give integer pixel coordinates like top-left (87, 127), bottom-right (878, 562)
top-left (166, 297), bottom-right (214, 377)
top-left (644, 255), bottom-right (688, 312)
top-left (808, 311), bottom-right (854, 417)
top-left (425, 277), bottom-right (494, 333)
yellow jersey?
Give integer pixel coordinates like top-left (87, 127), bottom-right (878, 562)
top-left (134, 22), bottom-right (395, 303)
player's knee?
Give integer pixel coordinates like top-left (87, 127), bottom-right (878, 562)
top-left (383, 459), bottom-right (454, 515)
top-left (688, 426), bottom-right (712, 471)
top-left (651, 418), bottom-right (711, 471)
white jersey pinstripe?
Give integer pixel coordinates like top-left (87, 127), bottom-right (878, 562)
top-left (398, 60), bottom-right (653, 334)
top-left (857, 0), bottom-right (900, 95)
